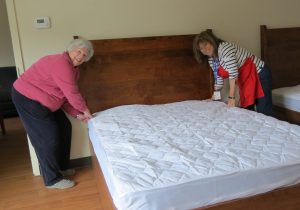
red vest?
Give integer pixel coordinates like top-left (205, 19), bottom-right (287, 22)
top-left (218, 58), bottom-right (264, 108)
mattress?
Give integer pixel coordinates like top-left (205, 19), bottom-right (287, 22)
top-left (272, 85), bottom-right (300, 112)
top-left (88, 100), bottom-right (300, 210)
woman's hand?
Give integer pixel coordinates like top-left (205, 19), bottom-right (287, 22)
top-left (76, 109), bottom-right (93, 122)
top-left (83, 109), bottom-right (92, 119)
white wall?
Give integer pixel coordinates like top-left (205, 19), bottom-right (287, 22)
top-left (6, 0), bottom-right (300, 160)
top-left (0, 0), bottom-right (14, 67)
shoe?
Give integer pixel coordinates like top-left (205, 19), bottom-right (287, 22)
top-left (46, 179), bottom-right (75, 189)
top-left (60, 169), bottom-right (75, 176)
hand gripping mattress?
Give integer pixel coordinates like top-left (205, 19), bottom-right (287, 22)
top-left (88, 100), bottom-right (300, 210)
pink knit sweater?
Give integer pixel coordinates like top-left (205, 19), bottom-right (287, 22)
top-left (13, 52), bottom-right (88, 117)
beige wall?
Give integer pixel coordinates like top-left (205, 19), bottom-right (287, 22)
top-left (6, 0), bottom-right (300, 159)
top-left (0, 0), bottom-right (14, 67)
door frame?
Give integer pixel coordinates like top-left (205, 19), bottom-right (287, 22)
top-left (5, 0), bottom-right (40, 176)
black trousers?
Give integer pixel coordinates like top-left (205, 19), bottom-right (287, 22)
top-left (11, 87), bottom-right (72, 186)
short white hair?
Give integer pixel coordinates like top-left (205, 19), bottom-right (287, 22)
top-left (67, 38), bottom-right (94, 62)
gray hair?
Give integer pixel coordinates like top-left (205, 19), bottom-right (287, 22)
top-left (67, 38), bottom-right (94, 62)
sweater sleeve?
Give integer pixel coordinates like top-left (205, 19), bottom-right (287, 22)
top-left (51, 58), bottom-right (88, 113)
top-left (62, 100), bottom-right (81, 117)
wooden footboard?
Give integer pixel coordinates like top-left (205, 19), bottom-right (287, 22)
top-left (198, 185), bottom-right (300, 210)
top-left (272, 105), bottom-right (300, 125)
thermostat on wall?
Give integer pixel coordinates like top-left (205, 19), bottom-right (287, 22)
top-left (34, 16), bottom-right (50, 29)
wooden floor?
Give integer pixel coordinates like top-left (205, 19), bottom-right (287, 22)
top-left (0, 117), bottom-right (105, 210)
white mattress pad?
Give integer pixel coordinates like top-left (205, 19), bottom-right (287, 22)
top-left (88, 100), bottom-right (300, 209)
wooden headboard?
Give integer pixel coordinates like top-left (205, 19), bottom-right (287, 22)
top-left (78, 35), bottom-right (213, 113)
top-left (260, 25), bottom-right (300, 89)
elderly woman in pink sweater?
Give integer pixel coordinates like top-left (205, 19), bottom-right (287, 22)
top-left (11, 39), bottom-right (94, 189)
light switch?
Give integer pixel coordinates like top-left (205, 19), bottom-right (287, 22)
top-left (34, 17), bottom-right (50, 29)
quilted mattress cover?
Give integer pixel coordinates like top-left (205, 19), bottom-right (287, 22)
top-left (88, 100), bottom-right (300, 210)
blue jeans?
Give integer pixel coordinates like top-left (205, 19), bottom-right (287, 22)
top-left (11, 87), bottom-right (72, 186)
top-left (246, 65), bottom-right (273, 116)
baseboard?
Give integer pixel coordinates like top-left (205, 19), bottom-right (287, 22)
top-left (36, 156), bottom-right (92, 176)
top-left (70, 156), bottom-right (92, 169)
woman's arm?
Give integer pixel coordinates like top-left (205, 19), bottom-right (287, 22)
top-left (228, 79), bottom-right (236, 107)
top-left (52, 59), bottom-right (88, 113)
top-left (219, 43), bottom-right (238, 107)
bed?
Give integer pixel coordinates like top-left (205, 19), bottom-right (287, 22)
top-left (79, 34), bottom-right (300, 210)
top-left (260, 25), bottom-right (300, 125)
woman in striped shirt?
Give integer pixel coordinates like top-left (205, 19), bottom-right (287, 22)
top-left (193, 30), bottom-right (272, 116)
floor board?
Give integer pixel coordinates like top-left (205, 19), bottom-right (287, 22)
top-left (0, 117), bottom-right (104, 210)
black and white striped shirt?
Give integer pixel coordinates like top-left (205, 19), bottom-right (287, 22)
top-left (208, 42), bottom-right (264, 90)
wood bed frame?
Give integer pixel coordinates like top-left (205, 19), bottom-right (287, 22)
top-left (260, 25), bottom-right (300, 125)
top-left (79, 34), bottom-right (300, 210)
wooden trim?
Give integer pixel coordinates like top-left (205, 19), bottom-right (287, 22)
top-left (260, 25), bottom-right (267, 61)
